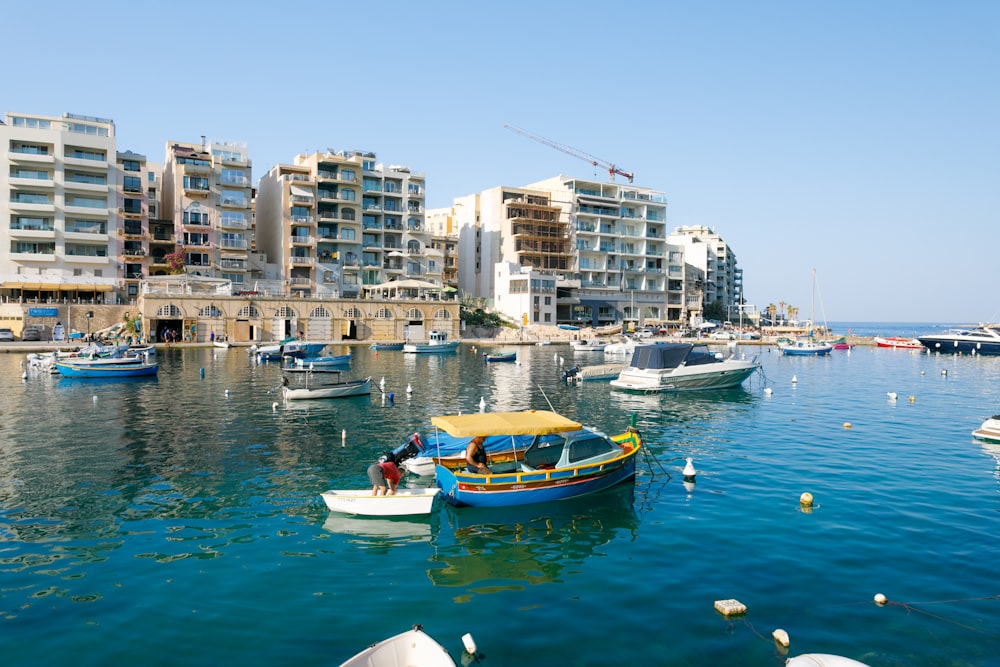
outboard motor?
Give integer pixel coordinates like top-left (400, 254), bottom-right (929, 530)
top-left (388, 432), bottom-right (424, 465)
top-left (562, 366), bottom-right (580, 383)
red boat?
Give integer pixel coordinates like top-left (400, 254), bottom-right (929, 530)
top-left (873, 336), bottom-right (923, 350)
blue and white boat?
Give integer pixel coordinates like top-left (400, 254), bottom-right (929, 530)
top-left (431, 410), bottom-right (644, 508)
top-left (403, 330), bottom-right (460, 354)
top-left (483, 351), bottom-right (516, 363)
top-left (293, 353), bottom-right (351, 368)
top-left (55, 360), bottom-right (158, 378)
top-left (777, 337), bottom-right (833, 356)
top-left (918, 324), bottom-right (1000, 356)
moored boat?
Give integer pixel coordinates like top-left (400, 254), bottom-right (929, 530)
top-left (55, 360), bottom-right (158, 378)
top-left (972, 415), bottom-right (1000, 444)
top-left (293, 353), bottom-right (350, 367)
top-left (403, 330), bottom-right (460, 353)
top-left (917, 324), bottom-right (1000, 356)
top-left (432, 410), bottom-right (644, 508)
top-left (873, 336), bottom-right (923, 350)
top-left (320, 488), bottom-right (440, 516)
top-left (281, 375), bottom-right (372, 400)
top-left (777, 337), bottom-right (834, 356)
top-left (337, 625), bottom-right (458, 667)
top-left (483, 351), bottom-right (516, 363)
top-left (610, 343), bottom-right (759, 392)
top-left (370, 342), bottom-right (405, 351)
top-left (571, 338), bottom-right (609, 352)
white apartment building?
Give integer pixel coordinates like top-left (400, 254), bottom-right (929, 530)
top-left (160, 139), bottom-right (252, 288)
top-left (255, 150), bottom-right (431, 299)
top-left (667, 225), bottom-right (743, 322)
top-left (453, 176), bottom-right (741, 328)
top-left (1, 112), bottom-right (120, 302)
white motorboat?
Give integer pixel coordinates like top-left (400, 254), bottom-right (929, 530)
top-left (777, 337), bottom-right (834, 356)
top-left (917, 324), bottom-right (1000, 356)
top-left (972, 415), bottom-right (1000, 444)
top-left (603, 336), bottom-right (638, 357)
top-left (610, 343), bottom-right (759, 392)
top-left (337, 626), bottom-right (459, 667)
top-left (281, 375), bottom-right (372, 400)
top-left (571, 338), bottom-right (609, 352)
top-left (786, 654), bottom-right (871, 667)
top-left (321, 488), bottom-right (441, 516)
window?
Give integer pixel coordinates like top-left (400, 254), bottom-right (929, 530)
top-left (341, 169), bottom-right (355, 181)
top-left (123, 176), bottom-right (142, 192)
top-left (568, 436), bottom-right (616, 463)
top-left (65, 243), bottom-right (107, 257)
top-left (12, 216), bottom-right (54, 231)
top-left (66, 219), bottom-right (105, 234)
top-left (67, 195), bottom-right (106, 209)
top-left (186, 252), bottom-right (209, 266)
top-left (67, 171), bottom-right (106, 185)
top-left (12, 241), bottom-right (55, 254)
top-left (10, 167), bottom-right (50, 180)
top-left (122, 160), bottom-right (141, 172)
top-left (66, 147), bottom-right (106, 161)
top-left (11, 191), bottom-right (51, 204)
top-left (183, 176), bottom-right (209, 191)
top-left (11, 116), bottom-right (51, 129)
top-left (122, 198), bottom-right (142, 214)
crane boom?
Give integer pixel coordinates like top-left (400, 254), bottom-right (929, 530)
top-left (504, 124), bottom-right (634, 183)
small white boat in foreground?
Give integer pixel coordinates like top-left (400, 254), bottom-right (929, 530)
top-left (281, 376), bottom-right (372, 400)
top-left (786, 654), bottom-right (871, 667)
top-left (972, 415), bottom-right (1000, 444)
top-left (610, 343), bottom-right (759, 392)
top-left (338, 625), bottom-right (458, 667)
top-left (321, 488), bottom-right (441, 516)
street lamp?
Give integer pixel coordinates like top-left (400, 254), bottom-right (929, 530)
top-left (86, 311), bottom-right (93, 340)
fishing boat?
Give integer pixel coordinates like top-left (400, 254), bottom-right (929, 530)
top-left (55, 360), bottom-right (158, 378)
top-left (337, 625), bottom-right (459, 667)
top-left (403, 330), bottom-right (460, 353)
top-left (320, 488), bottom-right (441, 516)
top-left (873, 336), bottom-right (922, 350)
top-left (603, 335), bottom-right (639, 357)
top-left (610, 343), bottom-right (759, 392)
top-left (483, 351), bottom-right (516, 363)
top-left (432, 410), bottom-right (644, 508)
top-left (972, 415), bottom-right (1000, 444)
top-left (293, 353), bottom-right (351, 367)
top-left (281, 375), bottom-right (372, 400)
top-left (917, 324), bottom-right (1000, 356)
top-left (571, 338), bottom-right (609, 352)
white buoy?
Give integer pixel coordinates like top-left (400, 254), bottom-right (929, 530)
top-left (800, 492), bottom-right (814, 507)
top-left (272, 402), bottom-right (278, 411)
top-left (461, 633), bottom-right (477, 655)
top-left (887, 392), bottom-right (897, 401)
top-left (941, 369), bottom-right (947, 376)
top-left (772, 628), bottom-right (790, 647)
top-left (342, 429), bottom-right (347, 447)
top-left (479, 396), bottom-right (486, 412)
top-left (559, 356), bottom-right (564, 365)
top-left (764, 387), bottom-right (773, 396)
top-left (683, 458), bottom-right (696, 480)
top-left (225, 389), bottom-right (230, 396)
top-left (93, 395), bottom-right (98, 403)
top-left (791, 375), bottom-right (798, 384)
top-left (379, 377), bottom-right (386, 390)
top-left (406, 383), bottom-right (412, 394)
top-left (874, 593), bottom-right (887, 605)
top-left (22, 371), bottom-right (28, 380)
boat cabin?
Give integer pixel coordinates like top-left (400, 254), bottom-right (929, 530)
top-left (428, 330), bottom-right (449, 344)
top-left (627, 343), bottom-right (721, 369)
top-left (519, 429), bottom-right (622, 471)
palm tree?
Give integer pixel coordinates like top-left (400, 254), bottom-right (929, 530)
top-left (778, 301), bottom-right (787, 325)
top-left (788, 306), bottom-right (799, 324)
top-left (766, 303), bottom-right (777, 324)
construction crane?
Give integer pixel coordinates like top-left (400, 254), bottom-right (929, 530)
top-left (504, 124), bottom-right (634, 183)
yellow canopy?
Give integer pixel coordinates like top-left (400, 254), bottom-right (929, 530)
top-left (431, 410), bottom-right (581, 437)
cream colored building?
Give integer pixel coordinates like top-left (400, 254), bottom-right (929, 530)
top-left (160, 139), bottom-right (253, 289)
top-left (255, 150), bottom-right (432, 301)
top-left (0, 112), bottom-right (119, 303)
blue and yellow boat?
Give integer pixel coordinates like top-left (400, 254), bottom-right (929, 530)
top-left (432, 410), bottom-right (643, 508)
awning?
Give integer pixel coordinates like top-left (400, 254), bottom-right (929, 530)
top-left (290, 185), bottom-right (313, 198)
top-left (431, 410), bottom-right (582, 437)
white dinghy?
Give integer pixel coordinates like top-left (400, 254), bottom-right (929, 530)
top-left (338, 625), bottom-right (459, 667)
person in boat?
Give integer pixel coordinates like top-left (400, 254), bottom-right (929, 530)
top-left (367, 454), bottom-right (402, 496)
top-left (465, 436), bottom-right (491, 474)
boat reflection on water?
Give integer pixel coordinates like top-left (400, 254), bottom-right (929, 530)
top-left (322, 513), bottom-right (435, 544)
top-left (427, 484), bottom-right (639, 592)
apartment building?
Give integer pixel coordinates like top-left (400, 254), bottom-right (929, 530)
top-left (667, 225), bottom-right (743, 322)
top-left (1, 112), bottom-right (119, 302)
top-left (255, 150), bottom-right (430, 299)
top-left (160, 140), bottom-right (252, 289)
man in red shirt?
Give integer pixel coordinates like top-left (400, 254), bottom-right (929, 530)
top-left (367, 457), bottom-right (402, 496)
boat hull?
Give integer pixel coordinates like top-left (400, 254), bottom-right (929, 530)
top-left (874, 336), bottom-right (922, 350)
top-left (484, 353), bottom-right (516, 363)
top-left (918, 337), bottom-right (1000, 356)
top-left (403, 341), bottom-right (460, 353)
top-left (294, 354), bottom-right (350, 367)
top-left (972, 417), bottom-right (1000, 444)
top-left (321, 488), bottom-right (440, 516)
top-left (436, 457), bottom-right (637, 508)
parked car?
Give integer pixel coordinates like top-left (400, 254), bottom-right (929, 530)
top-left (21, 326), bottom-right (43, 341)
top-left (0, 328), bottom-right (14, 342)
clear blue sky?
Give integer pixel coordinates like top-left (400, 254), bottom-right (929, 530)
top-left (5, 1), bottom-right (997, 323)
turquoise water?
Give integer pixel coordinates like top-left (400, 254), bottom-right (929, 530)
top-left (2, 341), bottom-right (999, 666)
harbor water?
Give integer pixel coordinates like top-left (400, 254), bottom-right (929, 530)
top-left (2, 329), bottom-right (999, 666)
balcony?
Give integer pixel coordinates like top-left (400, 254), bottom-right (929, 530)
top-left (219, 175), bottom-right (250, 187)
top-left (219, 217), bottom-right (248, 230)
top-left (217, 239), bottom-right (248, 250)
top-left (9, 227), bottom-right (56, 240)
top-left (11, 251), bottom-right (57, 262)
top-left (8, 149), bottom-right (55, 163)
top-left (219, 197), bottom-right (248, 209)
top-left (9, 176), bottom-right (54, 189)
top-left (289, 277), bottom-right (312, 287)
top-left (290, 215), bottom-right (314, 225)
top-left (289, 195), bottom-right (314, 206)
top-left (122, 248), bottom-right (147, 257)
top-left (118, 206), bottom-right (146, 218)
top-left (290, 256), bottom-right (315, 265)
top-left (290, 235), bottom-right (315, 246)
top-left (118, 227), bottom-right (146, 239)
top-left (184, 184), bottom-right (211, 196)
